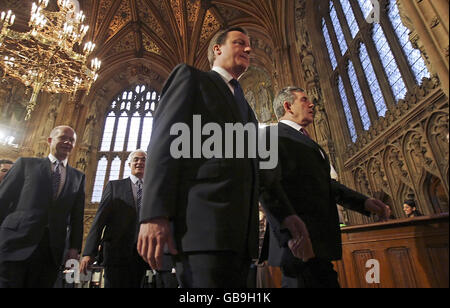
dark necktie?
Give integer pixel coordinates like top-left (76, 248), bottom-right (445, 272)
top-left (52, 161), bottom-right (61, 200)
top-left (229, 79), bottom-right (249, 122)
top-left (300, 127), bottom-right (311, 139)
top-left (136, 179), bottom-right (143, 214)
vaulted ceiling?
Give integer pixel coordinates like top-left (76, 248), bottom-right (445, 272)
top-left (1, 0), bottom-right (295, 93)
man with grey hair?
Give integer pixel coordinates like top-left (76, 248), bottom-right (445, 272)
top-left (0, 125), bottom-right (85, 288)
top-left (260, 87), bottom-right (391, 288)
top-left (81, 149), bottom-right (152, 288)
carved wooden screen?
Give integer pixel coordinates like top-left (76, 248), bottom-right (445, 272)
top-left (91, 85), bottom-right (160, 203)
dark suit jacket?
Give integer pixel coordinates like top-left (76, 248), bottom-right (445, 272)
top-left (83, 178), bottom-right (142, 266)
top-left (0, 157), bottom-right (85, 264)
top-left (260, 123), bottom-right (370, 268)
top-left (141, 64), bottom-right (293, 259)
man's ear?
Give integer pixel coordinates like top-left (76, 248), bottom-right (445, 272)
top-left (283, 101), bottom-right (292, 114)
top-left (47, 137), bottom-right (52, 145)
top-left (213, 44), bottom-right (222, 56)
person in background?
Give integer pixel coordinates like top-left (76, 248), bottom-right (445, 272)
top-left (403, 200), bottom-right (423, 218)
top-left (0, 126), bottom-right (85, 288)
top-left (81, 149), bottom-right (149, 288)
top-left (0, 159), bottom-right (13, 183)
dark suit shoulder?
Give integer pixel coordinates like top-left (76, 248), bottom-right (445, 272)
top-left (109, 178), bottom-right (131, 187)
top-left (67, 165), bottom-right (85, 177)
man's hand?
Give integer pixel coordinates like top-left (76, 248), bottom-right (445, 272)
top-left (282, 215), bottom-right (315, 262)
top-left (137, 217), bottom-right (178, 270)
top-left (365, 198), bottom-right (391, 221)
top-left (80, 256), bottom-right (94, 275)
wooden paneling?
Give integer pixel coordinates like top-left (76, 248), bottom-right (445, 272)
top-left (335, 214), bottom-right (449, 288)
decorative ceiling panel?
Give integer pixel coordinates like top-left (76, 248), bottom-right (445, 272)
top-left (106, 0), bottom-right (132, 41)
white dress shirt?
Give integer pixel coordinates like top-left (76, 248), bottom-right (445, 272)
top-left (212, 66), bottom-right (236, 95)
top-left (48, 154), bottom-right (68, 198)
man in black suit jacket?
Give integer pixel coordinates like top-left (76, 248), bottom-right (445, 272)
top-left (0, 126), bottom-right (85, 288)
top-left (137, 28), bottom-right (309, 288)
top-left (81, 149), bottom-right (150, 288)
top-left (260, 87), bottom-right (391, 288)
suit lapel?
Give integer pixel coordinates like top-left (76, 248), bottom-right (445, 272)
top-left (40, 158), bottom-right (53, 200)
top-left (125, 178), bottom-right (136, 208)
top-left (279, 123), bottom-right (327, 161)
top-left (206, 71), bottom-right (245, 123)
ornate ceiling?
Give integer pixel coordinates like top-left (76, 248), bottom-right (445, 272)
top-left (1, 0), bottom-right (295, 98)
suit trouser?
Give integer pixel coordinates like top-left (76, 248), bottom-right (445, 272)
top-left (154, 270), bottom-right (178, 288)
top-left (174, 251), bottom-right (251, 288)
top-left (281, 258), bottom-right (340, 288)
top-left (0, 229), bottom-right (59, 288)
top-left (103, 249), bottom-right (149, 288)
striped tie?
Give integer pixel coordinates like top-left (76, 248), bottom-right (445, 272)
top-left (136, 179), bottom-right (143, 214)
top-left (52, 161), bottom-right (61, 200)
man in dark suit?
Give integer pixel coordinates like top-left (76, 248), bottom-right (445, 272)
top-left (81, 149), bottom-right (150, 288)
top-left (0, 159), bottom-right (13, 183)
top-left (137, 27), bottom-right (310, 288)
top-left (260, 87), bottom-right (391, 288)
top-left (0, 125), bottom-right (85, 288)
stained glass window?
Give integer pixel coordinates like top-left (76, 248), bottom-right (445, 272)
top-left (372, 23), bottom-right (407, 101)
top-left (91, 85), bottom-right (160, 203)
top-left (358, 0), bottom-right (374, 19)
top-left (348, 61), bottom-right (371, 130)
top-left (330, 2), bottom-right (348, 55)
top-left (322, 18), bottom-right (338, 70)
top-left (338, 76), bottom-right (357, 142)
top-left (387, 1), bottom-right (430, 83)
top-left (341, 0), bottom-right (359, 38)
top-left (359, 43), bottom-right (387, 117)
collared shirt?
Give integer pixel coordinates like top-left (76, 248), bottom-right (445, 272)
top-left (129, 174), bottom-right (144, 205)
top-left (279, 120), bottom-right (326, 160)
top-left (48, 154), bottom-right (68, 198)
top-left (212, 66), bottom-right (237, 95)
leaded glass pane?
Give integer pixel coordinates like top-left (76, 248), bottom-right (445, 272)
top-left (372, 23), bottom-right (407, 101)
top-left (127, 113), bottom-right (141, 151)
top-left (91, 156), bottom-right (108, 203)
top-left (359, 44), bottom-right (387, 116)
top-left (109, 156), bottom-right (121, 181)
top-left (358, 0), bottom-right (374, 19)
top-left (330, 2), bottom-right (348, 55)
top-left (341, 0), bottom-right (359, 38)
top-left (113, 112), bottom-right (129, 152)
top-left (387, 0), bottom-right (430, 83)
top-left (322, 18), bottom-right (338, 70)
top-left (348, 61), bottom-right (371, 130)
top-left (141, 114), bottom-right (153, 151)
top-left (100, 113), bottom-right (116, 152)
top-left (338, 76), bottom-right (357, 142)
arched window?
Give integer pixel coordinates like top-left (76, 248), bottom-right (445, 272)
top-left (91, 85), bottom-right (160, 203)
top-left (321, 0), bottom-right (431, 143)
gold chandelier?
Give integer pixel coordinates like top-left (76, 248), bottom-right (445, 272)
top-left (0, 0), bottom-right (101, 120)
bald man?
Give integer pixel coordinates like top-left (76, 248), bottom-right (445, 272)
top-left (0, 126), bottom-right (85, 288)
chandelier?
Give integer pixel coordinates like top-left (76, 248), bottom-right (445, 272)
top-left (0, 0), bottom-right (101, 120)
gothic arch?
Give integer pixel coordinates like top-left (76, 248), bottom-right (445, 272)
top-left (425, 111), bottom-right (449, 188)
